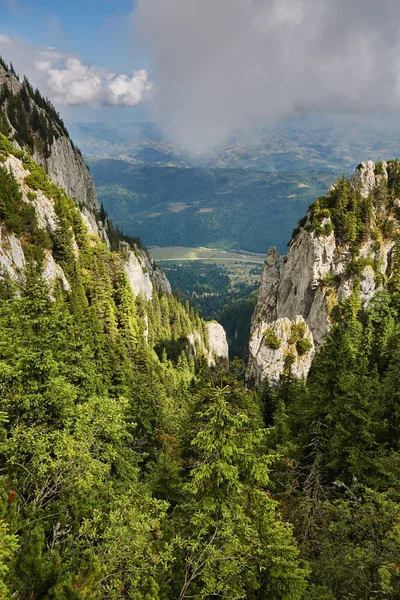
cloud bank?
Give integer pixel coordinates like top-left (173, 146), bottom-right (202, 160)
top-left (134, 0), bottom-right (400, 150)
top-left (0, 36), bottom-right (152, 107)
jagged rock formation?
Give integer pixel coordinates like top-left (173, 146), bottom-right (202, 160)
top-left (0, 64), bottom-right (97, 214)
top-left (122, 243), bottom-right (171, 300)
top-left (0, 61), bottom-right (175, 297)
top-left (0, 227), bottom-right (25, 283)
top-left (0, 65), bottom-right (229, 371)
top-left (187, 322), bottom-right (229, 367)
top-left (248, 159), bottom-right (400, 386)
top-left (0, 136), bottom-right (228, 367)
top-left (34, 136), bottom-right (98, 215)
top-left (247, 315), bottom-right (314, 386)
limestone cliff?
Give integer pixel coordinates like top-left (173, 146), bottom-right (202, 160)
top-left (0, 65), bottom-right (96, 212)
top-left (122, 242), bottom-right (171, 300)
top-left (248, 160), bottom-right (400, 386)
top-left (0, 58), bottom-right (230, 368)
top-left (187, 322), bottom-right (229, 367)
top-left (0, 61), bottom-right (173, 297)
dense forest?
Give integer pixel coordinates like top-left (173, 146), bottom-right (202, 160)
top-left (160, 261), bottom-right (260, 359)
top-left (89, 159), bottom-right (335, 254)
top-left (0, 58), bottom-right (399, 599)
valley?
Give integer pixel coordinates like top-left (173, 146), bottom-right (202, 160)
top-left (158, 258), bottom-right (263, 359)
top-left (1, 42), bottom-right (400, 599)
top-left (149, 245), bottom-right (265, 263)
top-left (88, 159), bottom-right (336, 254)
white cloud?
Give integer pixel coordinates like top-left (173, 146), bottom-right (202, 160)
top-left (0, 35), bottom-right (152, 107)
top-left (133, 0), bottom-right (400, 151)
top-left (0, 34), bottom-right (11, 46)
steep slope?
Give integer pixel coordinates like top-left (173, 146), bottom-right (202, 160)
top-left (0, 133), bottom-right (227, 366)
top-left (0, 62), bottom-right (97, 212)
top-left (248, 159), bottom-right (400, 385)
top-left (0, 59), bottom-right (227, 365)
top-left (0, 63), bottom-right (313, 600)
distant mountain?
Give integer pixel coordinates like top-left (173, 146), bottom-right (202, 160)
top-left (71, 115), bottom-right (400, 173)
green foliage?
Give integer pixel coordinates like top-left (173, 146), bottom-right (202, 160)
top-left (161, 260), bottom-right (260, 359)
top-left (288, 321), bottom-right (306, 345)
top-left (0, 65), bottom-right (69, 157)
top-left (284, 353), bottom-right (296, 371)
top-left (0, 163), bottom-right (40, 239)
top-left (296, 338), bottom-right (313, 355)
top-left (5, 80), bottom-right (400, 599)
top-left (264, 328), bottom-right (282, 349)
top-left (0, 519), bottom-right (18, 599)
top-left (174, 384), bottom-right (307, 599)
top-left (90, 159), bottom-right (336, 254)
top-left (346, 256), bottom-right (375, 275)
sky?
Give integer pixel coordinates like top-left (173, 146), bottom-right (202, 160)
top-left (2, 0), bottom-right (400, 151)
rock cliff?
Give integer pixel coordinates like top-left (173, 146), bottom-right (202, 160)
top-left (248, 160), bottom-right (400, 386)
top-left (187, 322), bottom-right (229, 367)
top-left (123, 243), bottom-right (171, 300)
top-left (0, 64), bottom-right (97, 215)
top-left (0, 61), bottom-right (173, 296)
top-left (0, 59), bottom-right (230, 367)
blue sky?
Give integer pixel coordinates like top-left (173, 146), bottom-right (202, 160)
top-left (0, 0), bottom-right (150, 123)
top-left (2, 0), bottom-right (400, 151)
top-left (0, 0), bottom-right (138, 69)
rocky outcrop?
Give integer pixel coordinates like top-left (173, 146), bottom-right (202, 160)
top-left (247, 160), bottom-right (398, 386)
top-left (353, 160), bottom-right (388, 197)
top-left (123, 244), bottom-right (171, 300)
top-left (248, 316), bottom-right (314, 386)
top-left (207, 322), bottom-right (229, 365)
top-left (0, 64), bottom-right (21, 95)
top-left (0, 227), bottom-right (25, 283)
top-left (0, 155), bottom-right (72, 291)
top-left (0, 64), bottom-right (104, 222)
top-left (43, 250), bottom-right (71, 292)
top-left (34, 137), bottom-right (98, 214)
top-left (187, 322), bottom-right (229, 367)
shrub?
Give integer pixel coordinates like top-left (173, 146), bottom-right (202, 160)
top-left (291, 227), bottom-right (300, 241)
top-left (264, 329), bottom-right (281, 350)
top-left (284, 353), bottom-right (296, 370)
top-left (383, 218), bottom-right (397, 240)
top-left (346, 257), bottom-right (375, 276)
top-left (320, 271), bottom-right (340, 289)
top-left (288, 322), bottom-right (306, 345)
top-left (296, 338), bottom-right (313, 356)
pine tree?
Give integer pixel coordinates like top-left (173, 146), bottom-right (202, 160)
top-left (175, 385), bottom-right (307, 600)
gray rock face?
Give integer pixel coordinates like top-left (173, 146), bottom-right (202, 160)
top-left (248, 316), bottom-right (314, 387)
top-left (187, 322), bottom-right (229, 367)
top-left (81, 207), bottom-right (110, 248)
top-left (0, 64), bottom-right (104, 224)
top-left (207, 322), bottom-right (229, 365)
top-left (252, 247), bottom-right (280, 324)
top-left (353, 160), bottom-right (388, 198)
top-left (0, 227), bottom-right (25, 283)
top-left (247, 160), bottom-right (396, 386)
top-left (123, 246), bottom-right (171, 300)
top-left (43, 251), bottom-right (71, 292)
top-left (1, 154), bottom-right (71, 291)
top-left (140, 248), bottom-right (172, 295)
top-left (0, 64), bottom-right (21, 96)
top-left (34, 138), bottom-right (99, 214)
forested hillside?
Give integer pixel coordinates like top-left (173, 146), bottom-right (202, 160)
top-left (89, 159), bottom-right (335, 254)
top-left (0, 60), bottom-right (305, 599)
top-left (0, 56), bottom-right (399, 600)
